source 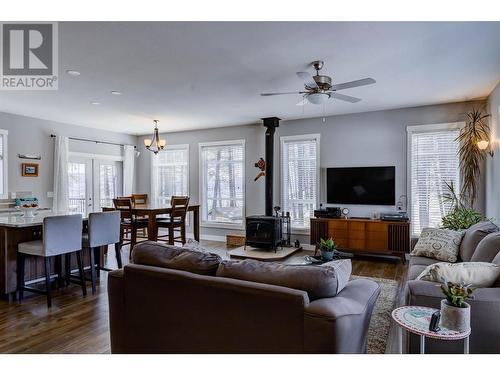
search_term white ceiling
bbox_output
[0,22,499,135]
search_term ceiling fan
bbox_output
[261,60,376,106]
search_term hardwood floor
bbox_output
[0,241,407,354]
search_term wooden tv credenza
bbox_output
[310,217,410,263]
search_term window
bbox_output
[151,144,189,205]
[200,140,245,228]
[281,134,320,230]
[408,123,462,236]
[0,130,7,198]
[68,161,87,214]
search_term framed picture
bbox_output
[22,163,39,177]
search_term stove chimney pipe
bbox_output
[262,117,280,217]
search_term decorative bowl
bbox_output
[16,205,39,218]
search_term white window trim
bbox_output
[150,143,190,204]
[0,129,8,199]
[280,133,321,234]
[199,139,246,230]
[406,122,464,237]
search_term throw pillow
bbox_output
[216,258,352,300]
[459,221,499,261]
[411,228,465,262]
[417,261,500,288]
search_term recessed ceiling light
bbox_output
[66,70,81,76]
[90,101,101,105]
[111,90,122,95]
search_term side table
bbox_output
[392,306,471,354]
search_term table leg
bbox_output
[398,325,403,354]
[193,206,200,242]
[420,335,425,354]
[464,337,469,354]
[148,214,157,241]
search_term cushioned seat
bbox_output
[407,264,427,281]
[18,240,44,256]
[408,255,441,268]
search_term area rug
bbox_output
[351,275,399,354]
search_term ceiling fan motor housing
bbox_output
[313,75,332,91]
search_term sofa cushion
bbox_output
[459,221,499,261]
[411,228,464,262]
[216,259,352,301]
[131,241,222,276]
[471,231,500,263]
[409,255,442,268]
[416,261,500,288]
[408,265,427,281]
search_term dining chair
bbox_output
[82,211,122,294]
[113,198,148,251]
[17,214,86,308]
[131,194,148,207]
[156,196,190,245]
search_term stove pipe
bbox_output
[262,117,280,216]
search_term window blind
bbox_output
[281,135,320,229]
[410,129,460,236]
[200,141,244,226]
[152,145,189,205]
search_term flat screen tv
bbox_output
[327,166,395,205]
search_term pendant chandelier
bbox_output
[143,120,165,154]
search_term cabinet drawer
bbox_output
[366,222,388,232]
[329,221,348,230]
[348,222,366,231]
[328,228,348,239]
[348,230,366,240]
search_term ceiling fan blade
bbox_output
[330,92,361,103]
[296,71,319,89]
[296,97,309,106]
[331,78,376,91]
[261,92,303,96]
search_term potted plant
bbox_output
[319,238,337,261]
[440,281,474,332]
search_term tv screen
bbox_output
[327,166,395,205]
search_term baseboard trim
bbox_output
[186,233,226,242]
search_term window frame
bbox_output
[406,122,464,237]
[198,139,246,230]
[280,133,321,233]
[0,129,8,199]
[151,143,190,206]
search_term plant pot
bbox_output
[440,299,471,332]
[320,249,334,261]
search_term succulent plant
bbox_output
[440,281,474,308]
[319,238,337,252]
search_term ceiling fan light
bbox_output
[307,93,328,105]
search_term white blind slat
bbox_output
[410,129,460,235]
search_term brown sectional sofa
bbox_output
[406,221,500,353]
[108,242,381,354]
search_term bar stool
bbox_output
[156,196,190,245]
[82,211,122,294]
[17,214,85,308]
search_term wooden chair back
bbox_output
[170,196,190,223]
[132,194,148,207]
[113,198,133,221]
[102,207,116,212]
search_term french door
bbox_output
[68,156,123,215]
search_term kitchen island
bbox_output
[0,210,101,300]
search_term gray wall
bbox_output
[136,99,486,241]
[486,82,500,220]
[0,111,137,208]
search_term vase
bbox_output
[440,299,471,332]
[320,249,334,261]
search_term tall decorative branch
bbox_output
[456,108,491,205]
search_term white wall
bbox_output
[137,99,486,241]
[486,82,500,220]
[0,111,138,208]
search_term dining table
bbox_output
[125,203,200,242]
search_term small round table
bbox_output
[391,306,471,354]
